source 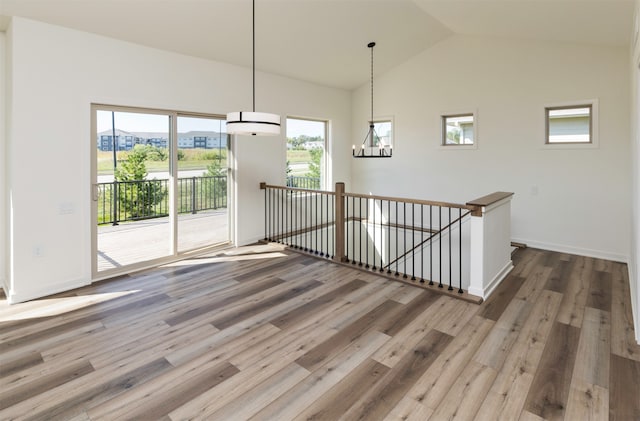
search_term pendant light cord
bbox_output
[370,43,374,124]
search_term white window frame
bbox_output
[543,99,599,149]
[440,110,478,150]
[285,116,330,190]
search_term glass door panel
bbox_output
[176,115,230,252]
[95,108,171,273]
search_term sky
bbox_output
[97,110,324,138]
[96,111,227,134]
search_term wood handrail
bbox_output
[344,191,476,212]
[260,182,335,196]
[466,192,514,207]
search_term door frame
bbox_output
[90,104,234,281]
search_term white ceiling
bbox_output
[0,0,634,89]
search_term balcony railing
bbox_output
[286,176,321,190]
[97,176,227,225]
[261,182,514,301]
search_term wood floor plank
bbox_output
[88,362,239,420]
[293,359,391,421]
[164,276,285,326]
[339,329,453,421]
[479,275,524,321]
[474,289,563,421]
[208,363,310,421]
[473,298,532,370]
[0,351,43,378]
[371,296,456,368]
[295,299,402,372]
[609,354,640,421]
[210,279,324,329]
[524,321,581,420]
[382,396,433,421]
[247,330,391,421]
[564,379,609,421]
[406,315,495,411]
[1,358,173,421]
[586,270,612,312]
[0,359,94,410]
[572,307,610,388]
[269,279,368,330]
[429,360,498,420]
[556,255,592,327]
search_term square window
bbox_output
[371,120,392,147]
[546,105,592,144]
[442,114,474,146]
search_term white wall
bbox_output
[4,17,351,303]
[0,31,5,292]
[352,35,630,263]
[630,0,640,344]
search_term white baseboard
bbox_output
[6,278,89,304]
[511,238,628,263]
[468,260,514,300]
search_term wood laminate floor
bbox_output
[1,244,639,420]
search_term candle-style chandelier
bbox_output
[353,42,392,158]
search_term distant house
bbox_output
[98,130,227,151]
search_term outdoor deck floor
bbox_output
[97,210,229,272]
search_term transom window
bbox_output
[545,105,592,144]
[442,114,475,146]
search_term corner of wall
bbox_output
[0,28,7,296]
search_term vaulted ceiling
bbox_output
[0,0,634,89]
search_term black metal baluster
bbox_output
[395,201,399,276]
[459,208,463,294]
[403,202,407,279]
[303,191,307,251]
[315,191,319,254]
[273,188,277,243]
[365,197,369,269]
[411,203,416,281]
[372,199,377,271]
[429,205,433,285]
[387,200,391,274]
[264,187,267,241]
[438,206,443,288]
[359,197,363,266]
[346,194,349,262]
[448,207,453,291]
[420,204,424,283]
[351,196,356,264]
[379,199,384,272]
[320,193,324,256]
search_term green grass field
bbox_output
[97,149,227,175]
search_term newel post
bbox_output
[467,192,515,300]
[334,182,346,263]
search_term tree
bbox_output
[205,160,227,209]
[114,144,166,219]
[307,149,322,183]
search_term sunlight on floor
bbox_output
[0,290,139,322]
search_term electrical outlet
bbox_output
[33,246,44,257]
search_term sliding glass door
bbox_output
[91,105,231,277]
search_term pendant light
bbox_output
[226,0,281,136]
[353,42,392,158]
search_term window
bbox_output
[286,117,328,190]
[371,120,393,147]
[442,114,475,146]
[546,105,592,144]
